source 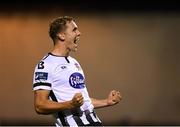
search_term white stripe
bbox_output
[33,85,51,91]
[96,115,101,123]
[93,113,101,122]
[55,118,63,127]
[66,115,78,127]
[80,112,90,125]
[90,113,98,122]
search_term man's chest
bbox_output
[52,62,85,89]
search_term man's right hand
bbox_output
[71,93,84,107]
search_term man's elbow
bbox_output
[34,103,49,115]
[34,104,44,114]
[35,106,43,114]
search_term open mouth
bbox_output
[74,37,79,44]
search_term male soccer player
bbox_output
[33,16,122,126]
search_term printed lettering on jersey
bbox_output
[69,72,85,89]
[35,72,48,81]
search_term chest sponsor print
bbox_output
[69,72,85,89]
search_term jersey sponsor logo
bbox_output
[69,72,85,89]
[35,72,48,81]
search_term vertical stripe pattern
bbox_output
[49,90,69,126]
[49,90,102,126]
[69,110,102,126]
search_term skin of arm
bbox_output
[91,90,122,109]
[34,89,122,114]
[34,90,83,114]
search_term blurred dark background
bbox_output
[0,1,180,126]
[0,1,180,13]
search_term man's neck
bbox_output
[51,43,70,57]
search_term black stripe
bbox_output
[92,112,103,126]
[85,111,102,126]
[93,112,97,118]
[85,122,102,126]
[33,82,51,88]
[85,112,95,125]
[73,115,85,126]
[65,57,70,63]
[49,90,69,126]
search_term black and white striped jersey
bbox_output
[33,53,101,126]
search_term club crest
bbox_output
[74,63,81,70]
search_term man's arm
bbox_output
[91,90,122,109]
[34,90,83,114]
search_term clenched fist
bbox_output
[107,90,122,106]
[71,93,84,107]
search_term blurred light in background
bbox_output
[0,1,180,126]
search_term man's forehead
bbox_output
[67,21,78,28]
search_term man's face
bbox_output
[63,21,81,52]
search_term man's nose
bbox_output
[77,30,81,36]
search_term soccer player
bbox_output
[33,16,122,127]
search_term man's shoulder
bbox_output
[35,53,55,70]
[69,56,79,63]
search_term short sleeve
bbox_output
[32,60,53,91]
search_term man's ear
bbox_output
[57,33,65,41]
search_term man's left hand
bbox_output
[107,90,122,106]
